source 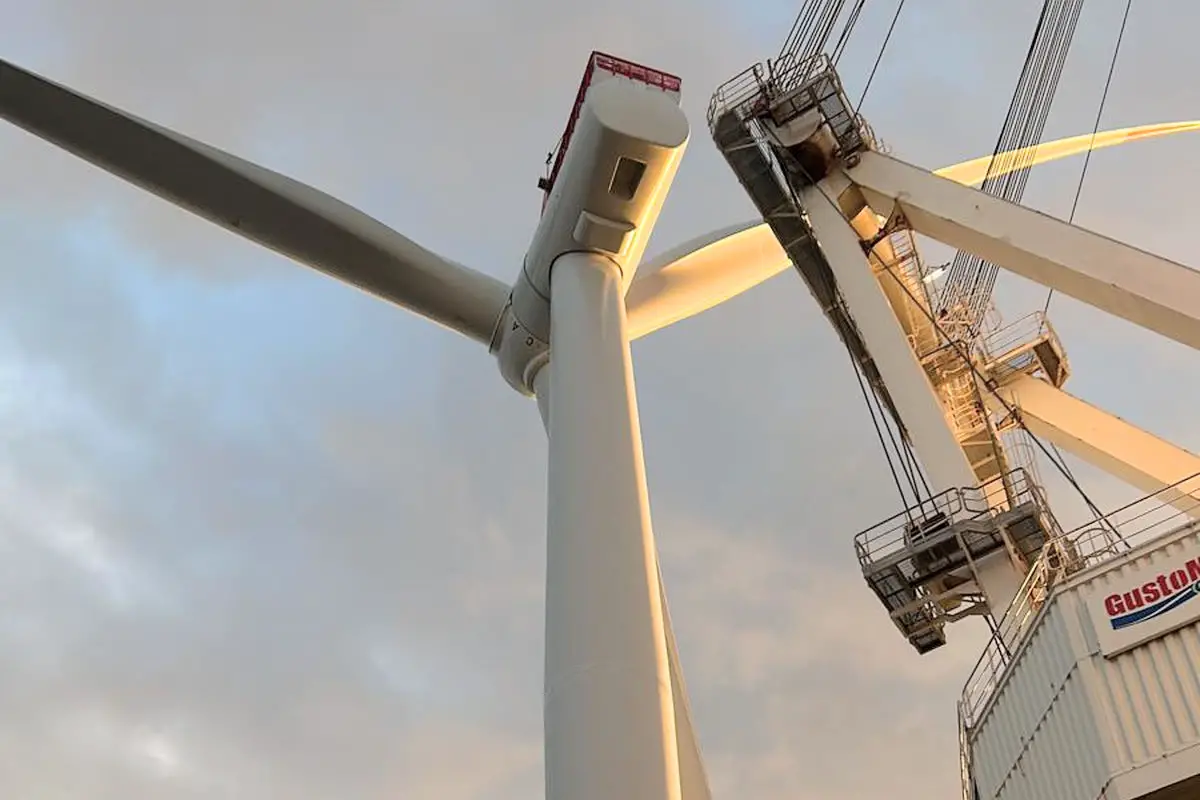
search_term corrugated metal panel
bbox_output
[1076,529,1200,781]
[969,523,1200,800]
[1098,623,1200,776]
[970,603,1109,800]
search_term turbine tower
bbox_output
[2,27,1200,800]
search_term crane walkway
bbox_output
[706,61,900,427]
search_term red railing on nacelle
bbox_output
[538,51,682,213]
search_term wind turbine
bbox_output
[1,53,1195,800]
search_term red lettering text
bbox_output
[1123,587,1145,611]
[1143,581,1162,603]
[1104,555,1200,619]
[1171,570,1189,591]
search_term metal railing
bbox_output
[959,703,975,800]
[959,472,1200,731]
[854,468,1043,567]
[708,55,877,156]
[770,52,840,101]
[707,63,772,128]
[940,364,988,441]
[886,229,936,305]
[976,311,1066,385]
[997,427,1044,497]
[881,228,943,360]
[977,311,1052,361]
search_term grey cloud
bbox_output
[1,1,1199,798]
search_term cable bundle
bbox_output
[775,0,867,84]
[937,0,1086,334]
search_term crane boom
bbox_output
[705,4,1200,654]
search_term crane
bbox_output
[704,0,1200,653]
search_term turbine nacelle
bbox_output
[493,78,689,395]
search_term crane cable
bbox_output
[942,0,1075,318]
[847,330,930,509]
[843,0,931,512]
[777,0,852,80]
[856,0,907,114]
[1037,0,1133,531]
[801,177,1122,542]
[770,1,1135,536]
[831,0,868,65]
[1042,0,1134,318]
[836,0,932,509]
[940,0,1086,330]
[758,116,933,511]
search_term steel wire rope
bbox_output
[804,0,846,63]
[801,173,1126,545]
[777,0,846,82]
[1043,0,1133,318]
[941,0,1086,329]
[831,0,868,65]
[780,0,823,69]
[1037,0,1134,525]
[855,0,907,114]
[941,2,1056,307]
[974,1,1080,314]
[943,1,1058,302]
[756,118,933,512]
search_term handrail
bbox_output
[854,468,1041,567]
[959,471,1200,731]
[708,57,877,157]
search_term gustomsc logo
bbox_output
[1103,557,1200,631]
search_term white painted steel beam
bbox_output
[988,374,1200,518]
[847,208,941,358]
[847,151,1200,352]
[544,251,681,800]
[802,178,977,494]
[625,122,1200,340]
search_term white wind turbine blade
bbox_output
[0,59,509,344]
[625,221,788,340]
[626,121,1200,340]
[933,120,1200,187]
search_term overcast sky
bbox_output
[1,1,1198,798]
